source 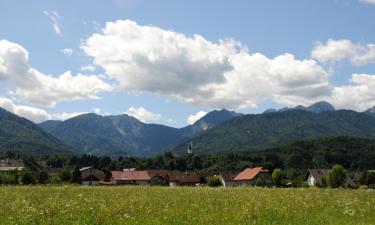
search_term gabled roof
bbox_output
[305,169,329,186]
[111,170,152,181]
[168,171,200,183]
[306,169,359,187]
[234,167,269,181]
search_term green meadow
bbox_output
[0,186,374,225]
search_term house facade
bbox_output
[218,173,237,187]
[80,167,106,186]
[305,169,358,188]
[234,167,271,186]
[168,171,200,187]
[0,159,24,173]
[110,170,169,185]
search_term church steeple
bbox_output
[187,142,193,154]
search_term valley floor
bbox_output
[0,186,374,225]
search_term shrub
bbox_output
[18,170,36,185]
[272,169,282,187]
[0,173,18,185]
[207,176,222,187]
[326,164,346,188]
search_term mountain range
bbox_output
[2,101,375,157]
[38,109,240,157]
[0,107,72,155]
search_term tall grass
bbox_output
[0,186,374,225]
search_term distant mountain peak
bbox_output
[307,101,335,113]
[194,109,241,125]
[264,101,335,114]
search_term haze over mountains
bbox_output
[2,101,375,157]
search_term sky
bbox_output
[0,0,375,127]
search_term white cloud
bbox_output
[330,74,375,111]
[0,97,51,123]
[311,39,375,65]
[43,10,62,35]
[359,0,375,5]
[52,111,87,121]
[81,65,96,72]
[126,106,162,122]
[187,111,207,125]
[83,20,331,109]
[0,39,112,107]
[61,48,73,56]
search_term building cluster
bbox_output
[80,166,271,187]
[0,159,369,188]
[0,159,25,172]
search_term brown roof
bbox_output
[80,167,106,181]
[168,171,200,184]
[111,170,151,181]
[220,173,237,181]
[234,167,268,181]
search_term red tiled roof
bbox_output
[234,167,267,181]
[111,171,151,181]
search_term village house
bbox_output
[0,159,24,173]
[110,170,200,186]
[197,171,216,184]
[110,170,169,185]
[168,171,200,187]
[217,173,238,187]
[80,166,106,186]
[305,169,358,188]
[305,169,328,187]
[234,167,271,186]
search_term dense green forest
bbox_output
[0,108,73,155]
[172,110,375,154]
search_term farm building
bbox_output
[168,171,200,186]
[197,171,216,184]
[305,169,358,188]
[218,173,238,187]
[110,170,169,185]
[80,167,106,186]
[305,169,329,187]
[0,159,24,172]
[234,167,271,186]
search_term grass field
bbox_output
[0,186,374,225]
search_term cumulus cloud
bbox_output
[61,48,73,56]
[43,10,62,35]
[126,106,162,122]
[83,20,331,109]
[331,74,375,111]
[0,39,112,106]
[311,39,375,65]
[187,111,207,125]
[0,97,51,123]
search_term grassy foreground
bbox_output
[0,186,374,225]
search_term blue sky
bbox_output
[0,0,375,127]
